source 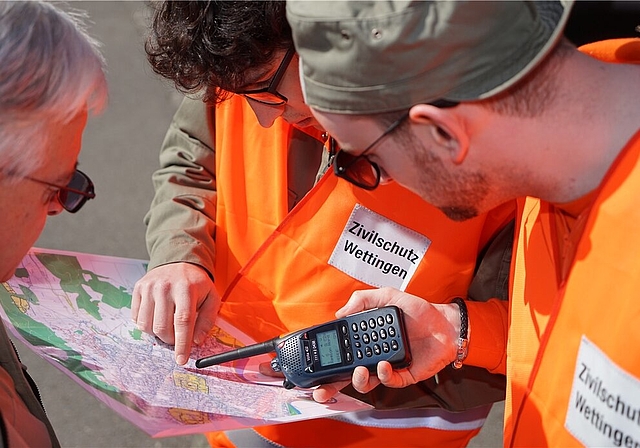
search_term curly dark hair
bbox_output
[145,1,291,103]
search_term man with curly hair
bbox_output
[133,1,514,446]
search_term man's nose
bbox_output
[47,198,65,216]
[246,99,284,128]
[379,166,395,186]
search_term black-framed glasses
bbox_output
[333,112,410,190]
[27,169,95,213]
[236,46,295,106]
[333,100,459,190]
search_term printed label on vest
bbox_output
[328,204,431,290]
[565,336,640,446]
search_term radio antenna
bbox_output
[195,337,278,368]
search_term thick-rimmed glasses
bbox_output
[237,46,295,106]
[26,169,95,213]
[333,112,409,190]
[333,100,459,190]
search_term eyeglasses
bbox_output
[237,46,295,106]
[333,100,460,190]
[333,112,410,190]
[26,169,96,213]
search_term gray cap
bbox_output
[287,0,573,114]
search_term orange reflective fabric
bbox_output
[505,39,640,446]
[579,38,640,63]
[507,132,640,447]
[218,175,509,447]
[205,419,478,448]
[212,95,512,447]
[252,418,477,448]
[504,198,562,445]
[219,170,509,340]
[206,431,234,448]
[213,95,325,292]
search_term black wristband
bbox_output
[451,297,469,369]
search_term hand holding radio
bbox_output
[196,305,412,390]
[314,287,463,399]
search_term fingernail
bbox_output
[193,331,206,345]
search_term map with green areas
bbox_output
[0,248,370,438]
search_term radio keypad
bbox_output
[276,307,408,390]
[349,311,402,362]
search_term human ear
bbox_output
[408,104,469,165]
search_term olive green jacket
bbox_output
[144,97,325,276]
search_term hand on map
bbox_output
[132,262,222,365]
[312,287,461,403]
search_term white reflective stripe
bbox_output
[225,429,285,448]
[225,407,493,447]
[330,405,492,431]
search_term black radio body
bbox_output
[196,306,412,389]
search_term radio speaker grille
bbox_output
[279,338,304,374]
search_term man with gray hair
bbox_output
[288,0,640,445]
[0,2,107,446]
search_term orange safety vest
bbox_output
[505,39,640,446]
[211,95,512,447]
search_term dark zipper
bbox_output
[10,339,46,411]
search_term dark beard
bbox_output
[407,133,487,222]
[440,205,479,221]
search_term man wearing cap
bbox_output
[136,1,519,446]
[288,0,640,445]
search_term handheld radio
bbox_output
[196,306,412,389]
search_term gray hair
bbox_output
[0,1,108,177]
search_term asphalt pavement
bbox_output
[10,2,507,447]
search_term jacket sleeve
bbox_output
[464,218,515,375]
[465,299,508,374]
[144,96,218,276]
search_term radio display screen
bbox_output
[316,329,342,367]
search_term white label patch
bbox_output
[565,336,640,446]
[328,204,431,290]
